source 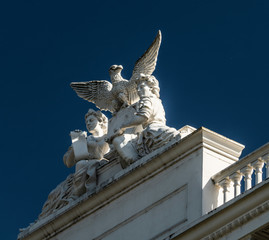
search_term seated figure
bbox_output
[63,109,109,196]
[39,109,109,219]
[112,74,180,166]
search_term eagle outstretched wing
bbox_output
[70,80,118,112]
[126,30,162,105]
[130,30,162,82]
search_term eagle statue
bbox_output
[70,30,162,113]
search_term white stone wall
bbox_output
[19,127,246,240]
[49,128,243,240]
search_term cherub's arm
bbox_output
[114,115,147,135]
[114,97,152,135]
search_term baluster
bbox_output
[241,164,254,191]
[262,154,269,178]
[253,158,264,184]
[219,177,231,203]
[230,171,242,197]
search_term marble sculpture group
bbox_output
[38,30,181,219]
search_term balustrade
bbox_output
[212,143,269,204]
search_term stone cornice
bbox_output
[172,179,269,240]
[203,200,269,240]
[201,127,245,160]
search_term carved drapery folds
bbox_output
[39,160,100,219]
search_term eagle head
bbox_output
[109,65,124,83]
[109,65,123,74]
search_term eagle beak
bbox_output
[117,65,123,70]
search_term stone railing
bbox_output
[212,143,269,204]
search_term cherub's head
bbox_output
[85,109,108,135]
[136,74,160,98]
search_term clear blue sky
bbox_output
[1,0,269,239]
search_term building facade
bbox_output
[18,126,269,240]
